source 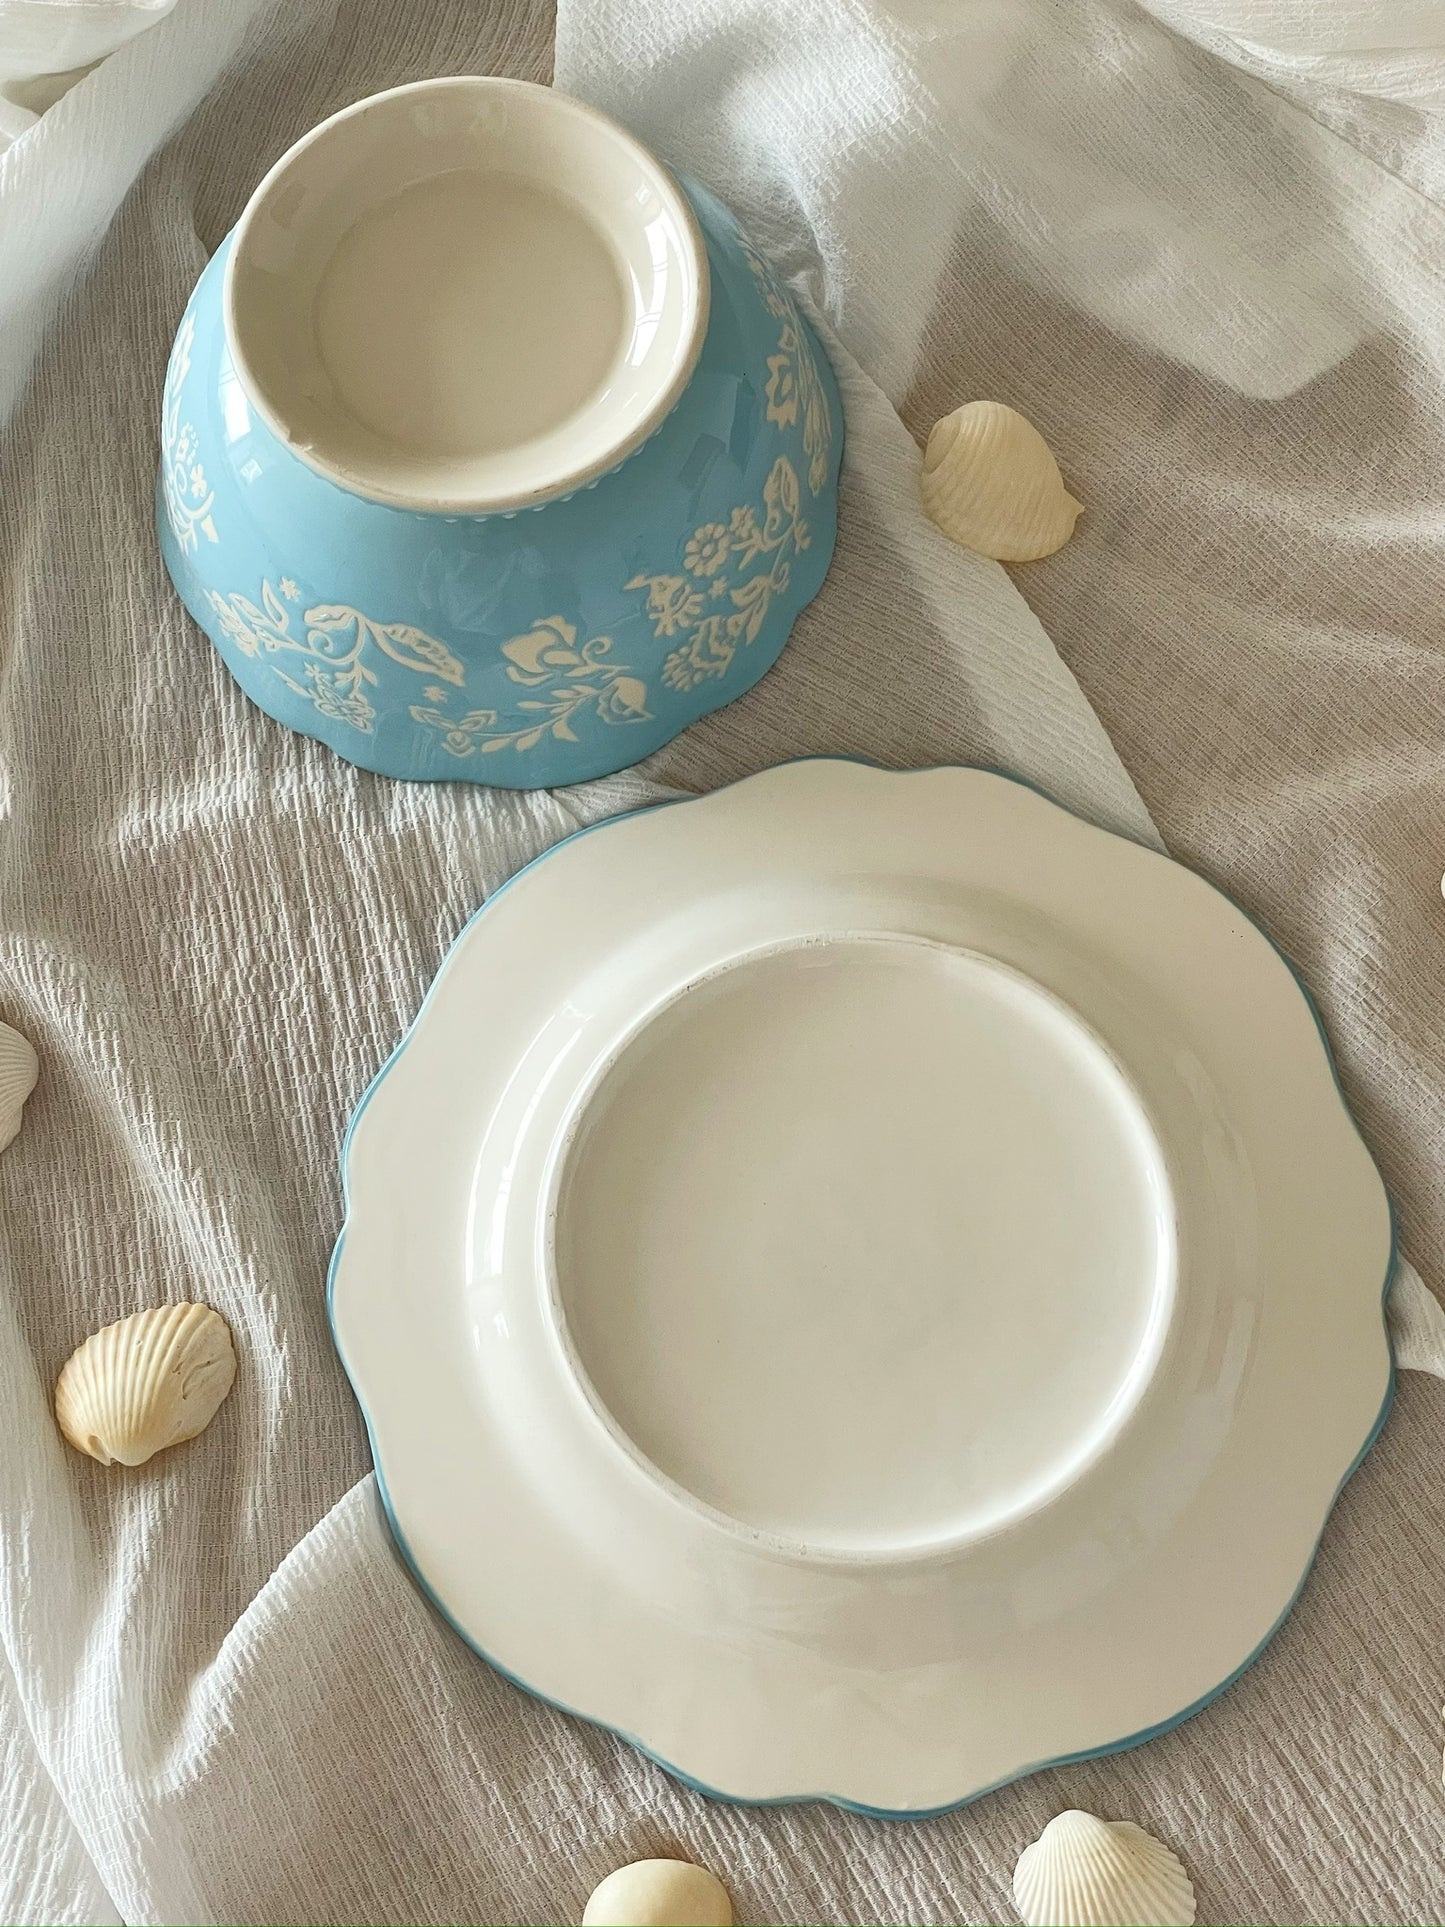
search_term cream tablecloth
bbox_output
[2,0,1444,1920]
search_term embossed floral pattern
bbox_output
[181,226,830,760]
[409,455,807,750]
[410,616,651,756]
[683,525,731,576]
[659,617,736,693]
[161,315,218,555]
[629,455,809,694]
[740,241,833,496]
[631,575,704,638]
[765,355,798,426]
[206,581,464,735]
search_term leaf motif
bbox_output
[303,605,357,634]
[262,580,290,630]
[403,611,649,757]
[375,622,466,686]
[502,622,581,683]
[762,456,800,540]
[599,675,651,723]
[764,353,799,430]
[231,594,271,630]
[727,575,775,644]
[730,575,772,610]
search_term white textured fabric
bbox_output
[0,0,177,147]
[1,0,1444,1921]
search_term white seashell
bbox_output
[921,400,1082,561]
[1013,1810,1195,1927]
[0,1021,38,1152]
[583,1858,732,1926]
[54,1303,236,1466]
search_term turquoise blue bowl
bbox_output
[156,176,843,788]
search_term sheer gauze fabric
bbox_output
[1,0,1443,1921]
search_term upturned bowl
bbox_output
[156,77,843,787]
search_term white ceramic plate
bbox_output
[329,760,1393,1815]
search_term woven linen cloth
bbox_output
[2,0,1444,1920]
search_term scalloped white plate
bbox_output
[329,760,1393,1815]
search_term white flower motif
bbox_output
[661,612,743,692]
[742,242,834,495]
[411,618,651,755]
[206,591,264,659]
[206,582,461,736]
[160,312,219,553]
[205,433,811,760]
[296,663,376,732]
[683,524,731,577]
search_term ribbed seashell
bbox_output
[920,400,1082,561]
[1013,1811,1196,1926]
[0,1021,38,1152]
[54,1304,236,1466]
[583,1858,732,1926]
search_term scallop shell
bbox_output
[583,1858,732,1926]
[920,400,1082,561]
[54,1303,236,1466]
[1013,1811,1196,1927]
[0,1021,38,1152]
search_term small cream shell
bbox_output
[921,400,1082,561]
[1013,1810,1195,1927]
[54,1303,236,1466]
[583,1858,733,1926]
[0,1020,38,1152]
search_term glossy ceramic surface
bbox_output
[157,83,841,788]
[328,760,1394,1814]
[226,80,707,513]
